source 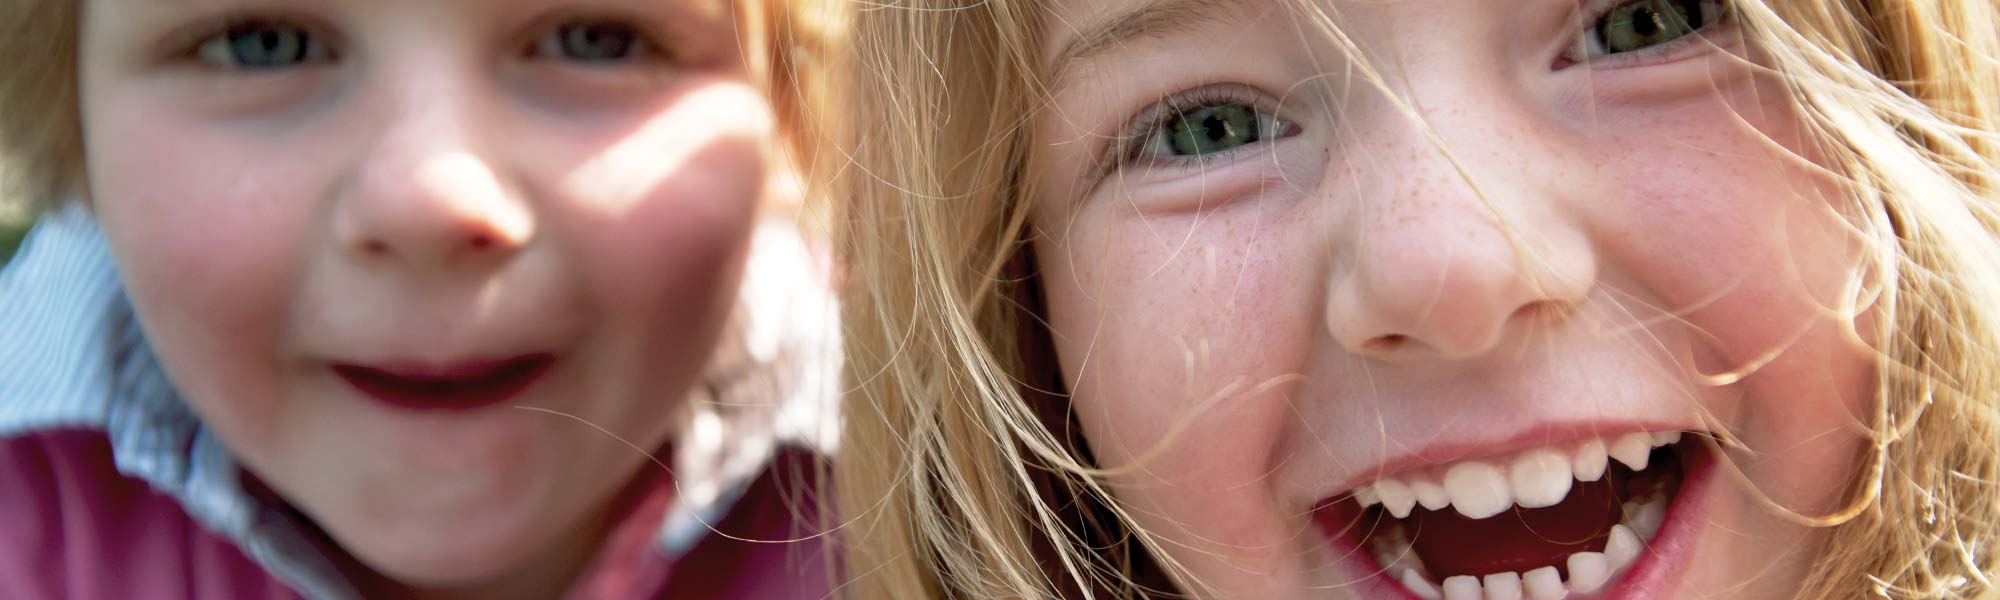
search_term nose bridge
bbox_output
[1325,98,1597,361]
[333,53,533,269]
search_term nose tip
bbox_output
[1326,223,1596,362]
[338,151,534,268]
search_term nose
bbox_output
[1323,121,1597,362]
[332,70,533,271]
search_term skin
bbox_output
[1030,0,1876,597]
[78,1,770,598]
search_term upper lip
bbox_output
[1315,420,1701,504]
[334,356,547,380]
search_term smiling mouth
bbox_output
[332,354,555,411]
[1315,431,1702,599]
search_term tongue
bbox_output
[1406,468,1629,579]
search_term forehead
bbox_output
[86,0,734,22]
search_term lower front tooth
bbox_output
[1483,571,1524,600]
[1523,566,1567,600]
[1401,568,1443,599]
[1442,575,1482,600]
[1604,524,1643,572]
[1627,496,1666,538]
[1565,551,1610,594]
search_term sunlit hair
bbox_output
[0,0,845,217]
[831,0,2000,597]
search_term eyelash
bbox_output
[1104,85,1292,174]
[168,14,675,71]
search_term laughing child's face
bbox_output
[1029,0,1876,597]
[79,0,771,594]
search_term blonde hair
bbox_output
[0,0,844,217]
[832,0,2000,598]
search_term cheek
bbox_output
[1038,202,1319,515]
[558,122,767,377]
[1592,80,1873,510]
[85,100,317,437]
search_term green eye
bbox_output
[1142,103,1285,158]
[196,21,329,69]
[1576,0,1723,60]
[534,21,657,64]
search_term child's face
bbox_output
[1031,0,1873,598]
[79,0,769,591]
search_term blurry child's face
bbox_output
[79,0,770,593]
[1031,0,1874,598]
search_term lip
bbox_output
[1314,430,1716,599]
[332,354,556,411]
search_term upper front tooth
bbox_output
[1443,460,1512,519]
[1609,432,1653,470]
[1509,448,1573,508]
[1572,439,1608,482]
[1651,430,1683,446]
[1355,486,1381,508]
[1375,478,1418,518]
[1411,479,1451,511]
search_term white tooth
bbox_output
[1605,524,1643,573]
[1627,496,1666,538]
[1523,566,1568,600]
[1412,478,1451,511]
[1571,439,1608,482]
[1609,432,1653,471]
[1401,568,1443,599]
[1509,448,1574,509]
[1443,575,1483,600]
[1443,460,1513,519]
[1564,551,1610,594]
[1376,478,1418,518]
[1650,431,1682,447]
[1375,525,1420,573]
[1356,486,1381,508]
[1482,571,1524,600]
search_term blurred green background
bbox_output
[1,212,28,267]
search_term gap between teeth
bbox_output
[1383,494,1668,600]
[1353,430,1682,520]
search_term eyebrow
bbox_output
[1046,0,1251,87]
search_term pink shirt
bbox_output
[0,429,832,599]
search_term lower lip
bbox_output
[332,355,555,411]
[1318,440,1716,599]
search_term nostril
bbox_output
[361,239,390,256]
[1363,334,1408,354]
[468,234,493,251]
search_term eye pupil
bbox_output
[224,24,311,67]
[1168,104,1263,157]
[560,23,638,61]
[1595,0,1711,56]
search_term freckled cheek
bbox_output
[1047,217,1309,484]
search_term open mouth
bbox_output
[1315,430,1706,599]
[332,354,555,411]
